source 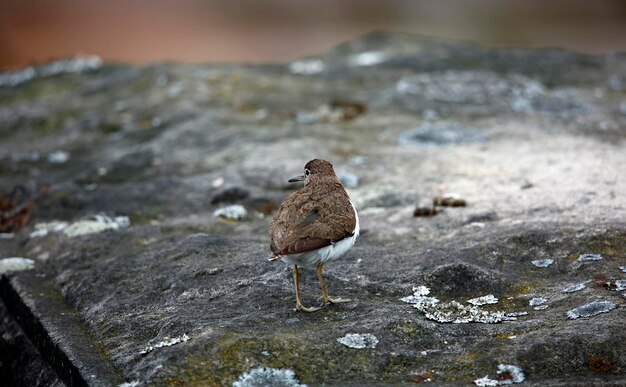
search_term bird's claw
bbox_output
[295,303,321,313]
[318,296,352,306]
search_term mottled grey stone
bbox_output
[424,262,505,296]
[0,32,625,386]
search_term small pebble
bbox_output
[520,181,534,189]
[414,206,438,217]
[212,177,225,188]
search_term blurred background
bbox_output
[1,0,626,71]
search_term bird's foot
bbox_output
[318,296,352,306]
[295,302,321,313]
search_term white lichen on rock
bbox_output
[529,297,547,307]
[567,300,616,319]
[412,285,431,296]
[118,382,140,387]
[577,253,603,262]
[30,215,130,238]
[29,221,69,238]
[0,257,35,274]
[530,296,549,310]
[140,334,190,355]
[531,258,554,267]
[620,266,626,273]
[400,286,440,307]
[213,205,247,221]
[402,295,440,307]
[610,280,626,291]
[467,294,498,306]
[337,333,379,349]
[505,311,528,318]
[562,281,589,293]
[403,287,509,323]
[233,367,306,387]
[417,300,507,324]
[475,364,525,386]
[496,364,525,384]
[474,376,498,386]
[63,215,130,237]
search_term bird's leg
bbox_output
[317,263,351,306]
[293,265,320,312]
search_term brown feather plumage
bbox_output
[270,160,356,257]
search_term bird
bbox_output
[269,159,360,312]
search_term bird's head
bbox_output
[288,159,337,187]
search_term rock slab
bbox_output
[0,32,625,385]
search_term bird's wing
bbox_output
[274,236,333,255]
[270,188,355,256]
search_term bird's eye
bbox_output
[305,169,311,176]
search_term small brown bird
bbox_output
[269,159,360,312]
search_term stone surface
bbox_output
[0,272,122,386]
[0,32,625,385]
[0,299,65,387]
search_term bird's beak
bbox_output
[288,175,305,183]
